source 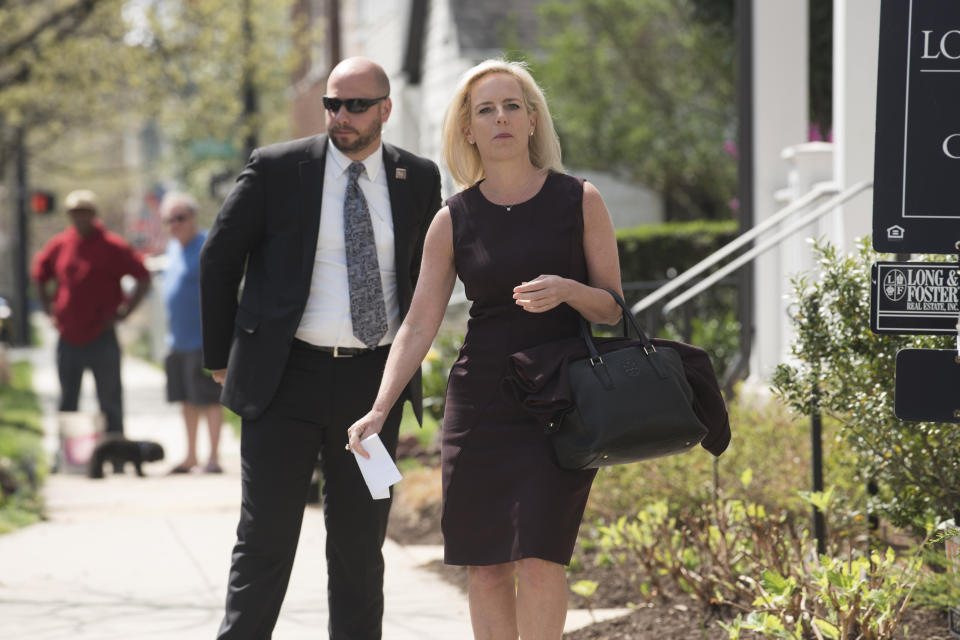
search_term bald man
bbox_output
[201,58,441,638]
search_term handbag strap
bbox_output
[602,288,655,348]
[577,288,667,380]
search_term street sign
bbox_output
[895,349,960,422]
[188,138,237,159]
[873,0,960,254]
[871,261,959,334]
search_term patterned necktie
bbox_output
[344,161,388,349]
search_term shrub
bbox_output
[772,240,960,529]
[659,308,741,381]
[583,394,858,525]
[910,532,960,610]
[616,219,738,282]
[617,220,741,377]
[592,492,927,640]
[0,361,46,534]
[421,332,463,427]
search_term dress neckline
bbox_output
[475,172,553,212]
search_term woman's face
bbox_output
[463,73,536,162]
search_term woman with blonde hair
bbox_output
[348,59,623,639]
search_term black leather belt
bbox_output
[292,338,382,358]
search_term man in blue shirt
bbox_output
[161,192,224,473]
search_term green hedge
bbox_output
[616,219,738,282]
[614,220,741,378]
[0,361,46,534]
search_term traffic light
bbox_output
[30,190,55,214]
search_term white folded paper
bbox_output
[351,433,403,500]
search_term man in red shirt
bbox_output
[32,189,151,436]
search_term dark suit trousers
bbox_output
[56,327,124,435]
[217,342,403,640]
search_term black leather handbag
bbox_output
[547,289,708,470]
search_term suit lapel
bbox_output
[383,143,413,310]
[298,134,327,286]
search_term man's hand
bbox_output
[211,369,227,385]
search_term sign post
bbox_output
[874,12,960,619]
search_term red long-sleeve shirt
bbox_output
[31,221,150,345]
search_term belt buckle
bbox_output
[332,346,352,358]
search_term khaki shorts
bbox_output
[165,349,222,406]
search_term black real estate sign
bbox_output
[895,349,960,422]
[871,261,959,334]
[874,0,960,254]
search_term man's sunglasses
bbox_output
[322,95,388,114]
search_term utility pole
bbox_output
[13,126,31,346]
[328,0,341,70]
[241,0,259,160]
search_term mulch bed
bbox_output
[559,603,950,640]
[386,458,955,639]
[562,550,953,639]
[386,496,443,545]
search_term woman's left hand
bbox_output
[513,275,570,313]
[346,409,388,459]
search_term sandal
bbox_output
[168,464,195,475]
[204,462,223,474]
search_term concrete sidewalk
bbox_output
[0,320,628,638]
[0,329,473,639]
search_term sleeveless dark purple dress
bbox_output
[441,172,597,566]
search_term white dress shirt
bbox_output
[295,141,399,348]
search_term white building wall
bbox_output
[341,0,409,74]
[572,169,663,228]
[750,0,809,381]
[776,142,834,368]
[418,0,472,199]
[832,0,880,249]
[340,0,418,152]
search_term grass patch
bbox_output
[583,388,856,524]
[0,360,46,534]
[223,407,241,438]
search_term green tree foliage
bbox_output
[0,1,138,152]
[129,0,320,169]
[772,241,960,528]
[0,0,321,189]
[531,0,737,221]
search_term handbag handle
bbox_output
[577,288,666,381]
[605,288,656,347]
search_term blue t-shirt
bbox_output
[164,231,207,352]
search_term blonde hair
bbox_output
[442,59,563,190]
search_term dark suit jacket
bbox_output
[199,134,442,421]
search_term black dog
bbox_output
[88,437,165,479]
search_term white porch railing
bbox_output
[630,179,873,318]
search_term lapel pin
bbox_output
[395,167,407,180]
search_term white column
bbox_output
[778,142,834,367]
[832,0,880,250]
[751,0,810,381]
